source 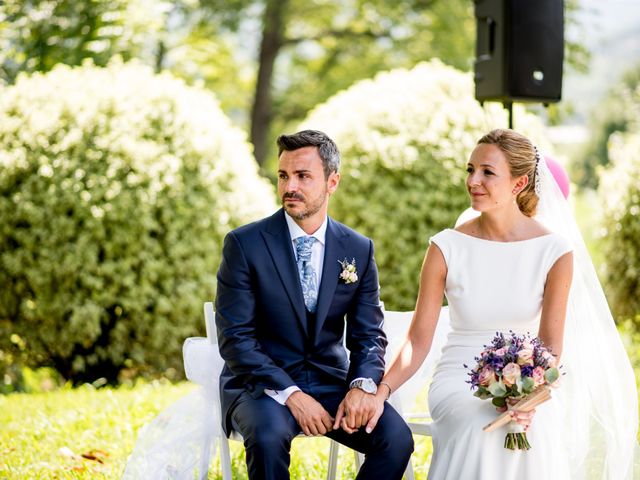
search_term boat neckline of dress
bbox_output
[446,228,555,244]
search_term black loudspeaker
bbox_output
[474,0,564,103]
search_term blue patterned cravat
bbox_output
[295,236,318,313]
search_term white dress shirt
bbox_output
[264,213,327,405]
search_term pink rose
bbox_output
[502,362,521,386]
[494,347,507,357]
[542,350,558,368]
[532,366,546,387]
[517,346,534,366]
[478,366,498,387]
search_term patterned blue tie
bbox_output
[295,236,318,313]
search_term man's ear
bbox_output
[327,172,340,195]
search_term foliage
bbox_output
[183,0,478,166]
[0,0,592,170]
[571,63,640,189]
[302,60,550,310]
[0,0,164,84]
[0,61,276,386]
[598,132,640,322]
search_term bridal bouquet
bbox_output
[466,331,560,450]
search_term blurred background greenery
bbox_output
[0,0,639,477]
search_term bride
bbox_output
[369,128,638,479]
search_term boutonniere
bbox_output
[338,258,358,284]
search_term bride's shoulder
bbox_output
[452,218,480,237]
[528,218,551,234]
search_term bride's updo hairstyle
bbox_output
[477,128,539,217]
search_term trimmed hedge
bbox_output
[0,61,276,386]
[302,60,550,310]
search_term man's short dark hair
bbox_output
[276,129,340,178]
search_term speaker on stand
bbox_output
[474,0,564,128]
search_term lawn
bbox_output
[0,380,433,479]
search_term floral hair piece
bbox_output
[533,146,542,197]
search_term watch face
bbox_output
[351,378,377,394]
[361,378,377,394]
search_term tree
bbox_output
[571,64,640,189]
[229,0,476,167]
[0,0,162,83]
[0,0,589,170]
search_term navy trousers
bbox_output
[230,382,414,480]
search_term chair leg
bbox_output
[404,459,415,480]
[353,450,364,471]
[199,436,213,480]
[220,435,233,480]
[326,439,339,480]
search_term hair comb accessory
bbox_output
[533,146,542,196]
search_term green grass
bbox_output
[0,381,192,479]
[0,380,433,479]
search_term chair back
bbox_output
[204,301,217,345]
[382,307,450,412]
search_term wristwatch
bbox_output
[349,378,377,394]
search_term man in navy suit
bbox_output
[215,130,413,479]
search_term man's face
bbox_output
[277,146,339,222]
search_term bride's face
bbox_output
[466,144,520,212]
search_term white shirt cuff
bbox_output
[264,385,301,405]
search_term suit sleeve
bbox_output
[215,231,295,398]
[345,239,387,383]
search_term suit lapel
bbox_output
[314,217,348,338]
[262,210,308,336]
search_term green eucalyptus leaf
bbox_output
[488,380,507,397]
[545,367,560,384]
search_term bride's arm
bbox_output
[375,243,447,402]
[501,251,573,429]
[538,251,574,361]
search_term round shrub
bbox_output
[599,132,640,322]
[301,59,550,310]
[0,61,276,385]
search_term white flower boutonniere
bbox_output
[338,258,358,284]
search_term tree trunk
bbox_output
[250,0,288,167]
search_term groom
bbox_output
[215,130,413,479]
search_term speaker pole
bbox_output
[504,101,513,129]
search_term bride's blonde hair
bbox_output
[477,129,539,217]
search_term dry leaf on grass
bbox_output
[81,449,110,463]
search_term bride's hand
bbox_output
[497,398,536,431]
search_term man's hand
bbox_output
[333,388,384,434]
[285,391,334,436]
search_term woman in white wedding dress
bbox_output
[372,129,638,479]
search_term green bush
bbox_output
[0,61,276,387]
[571,64,640,189]
[599,132,640,322]
[302,60,550,310]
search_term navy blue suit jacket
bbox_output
[215,209,386,435]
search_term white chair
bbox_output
[183,303,448,479]
[339,307,451,480]
[183,302,347,480]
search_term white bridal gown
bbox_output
[427,228,573,480]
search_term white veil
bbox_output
[457,155,639,478]
[534,155,639,479]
